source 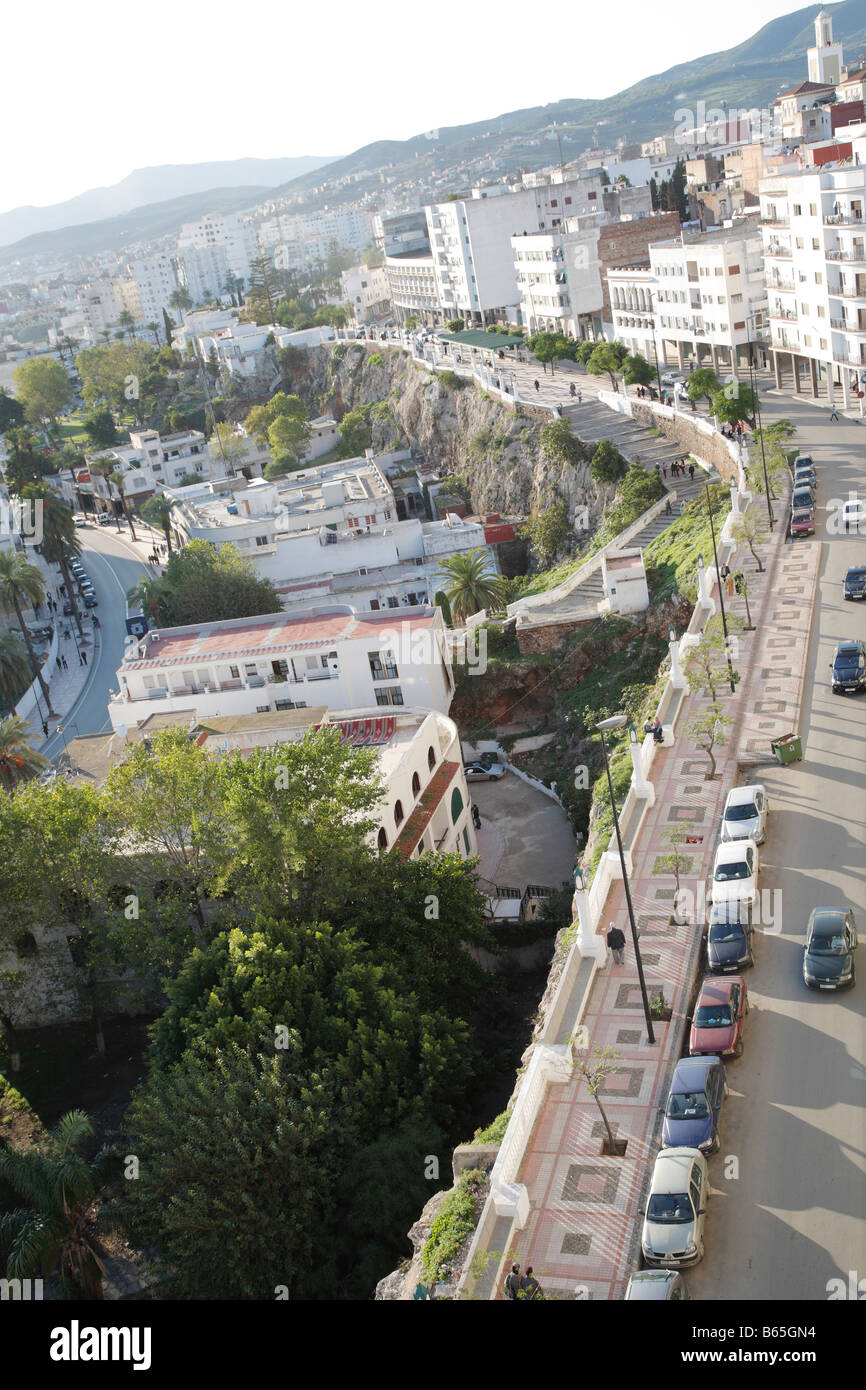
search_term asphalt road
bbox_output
[43,523,150,760]
[687,393,866,1301]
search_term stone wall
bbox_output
[630,403,739,483]
[515,612,595,655]
[597,213,681,323]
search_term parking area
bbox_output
[469,769,576,893]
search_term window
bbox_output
[715,267,723,277]
[370,599,380,610]
[796,237,804,249]
[386,596,399,608]
[550,199,558,208]
[810,203,817,216]
[411,771,421,796]
[428,745,436,771]
[365,514,375,525]
[588,191,597,200]
[377,827,388,850]
[793,204,801,216]
[347,516,360,528]
[229,665,239,678]
[817,306,826,318]
[244,663,257,676]
[450,786,464,824]
[801,303,809,315]
[820,338,828,349]
[729,264,740,275]
[375,686,404,706]
[394,800,404,828]
[804,334,812,347]
[731,293,743,303]
[255,535,268,547]
[369,650,398,681]
[565,196,572,205]
[384,509,392,519]
[815,272,823,284]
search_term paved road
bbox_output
[43,524,150,759]
[688,394,866,1301]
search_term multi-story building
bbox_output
[760,145,866,403]
[608,215,768,373]
[122,255,179,323]
[107,604,456,731]
[340,264,391,324]
[78,280,120,339]
[383,251,439,326]
[374,209,431,258]
[85,427,249,510]
[177,212,257,285]
[176,244,232,306]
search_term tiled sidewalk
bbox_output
[496,513,822,1299]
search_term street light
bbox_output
[595,715,655,1045]
[745,313,775,529]
[703,483,737,694]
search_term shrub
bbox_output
[421,1168,486,1285]
[446,319,465,334]
[435,370,464,390]
[471,1111,510,1144]
[367,353,384,367]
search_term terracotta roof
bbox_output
[776,81,835,98]
[390,759,460,861]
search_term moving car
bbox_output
[803,908,858,990]
[661,1055,726,1154]
[791,508,815,537]
[711,840,759,908]
[843,566,866,600]
[72,513,87,528]
[640,1148,709,1268]
[706,902,754,973]
[689,976,748,1057]
[830,639,866,693]
[720,784,768,844]
[842,499,866,533]
[464,761,505,781]
[624,1270,688,1301]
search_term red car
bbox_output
[688,977,748,1058]
[790,508,815,537]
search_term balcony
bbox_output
[767,278,795,292]
[760,215,790,226]
[823,213,866,226]
[766,244,793,259]
[769,308,798,321]
[829,284,866,300]
[826,249,866,262]
[831,318,866,333]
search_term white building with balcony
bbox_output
[108,604,455,732]
[512,226,603,338]
[85,427,250,510]
[760,149,866,403]
[341,264,391,324]
[177,212,257,284]
[383,252,439,326]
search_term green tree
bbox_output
[108,470,137,541]
[117,309,135,341]
[684,615,740,701]
[541,417,585,467]
[26,484,85,637]
[574,340,596,365]
[3,428,48,493]
[13,357,72,428]
[0,387,24,434]
[82,409,118,447]
[168,288,192,320]
[150,538,281,627]
[0,715,47,793]
[712,378,757,428]
[0,632,31,711]
[522,500,571,568]
[0,552,49,706]
[337,405,373,458]
[140,494,176,554]
[731,510,767,573]
[267,409,311,473]
[0,1110,115,1298]
[667,158,689,219]
[686,367,720,409]
[621,353,655,390]
[446,318,465,333]
[590,438,626,484]
[685,702,733,780]
[244,392,308,449]
[531,332,571,374]
[436,549,506,622]
[126,575,163,625]
[587,341,628,391]
[209,421,251,475]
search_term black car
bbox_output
[83,594,98,608]
[62,600,75,617]
[843,566,866,600]
[706,902,754,973]
[803,908,858,990]
[792,485,816,511]
[830,639,866,693]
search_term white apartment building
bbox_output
[86,427,250,509]
[122,256,179,323]
[78,280,121,339]
[176,244,232,306]
[177,212,257,284]
[760,146,866,402]
[259,205,374,269]
[512,226,602,338]
[383,253,439,325]
[107,604,456,731]
[171,307,238,353]
[341,264,391,324]
[608,217,767,373]
[374,208,431,258]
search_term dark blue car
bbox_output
[661,1056,726,1155]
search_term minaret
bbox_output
[807,9,843,86]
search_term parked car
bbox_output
[72,513,87,528]
[792,485,816,512]
[640,1148,709,1268]
[464,761,505,781]
[624,1270,688,1301]
[711,840,759,908]
[706,902,755,973]
[843,566,866,600]
[97,512,113,526]
[689,976,748,1057]
[720,784,768,844]
[791,508,815,537]
[62,600,75,616]
[661,1055,726,1154]
[83,594,98,608]
[802,907,858,990]
[661,372,687,387]
[793,469,817,491]
[793,455,813,469]
[830,639,866,693]
[842,499,866,533]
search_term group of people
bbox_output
[569,383,583,402]
[503,1263,543,1300]
[663,460,695,481]
[719,563,745,599]
[720,422,745,441]
[643,715,664,745]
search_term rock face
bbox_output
[287,345,615,524]
[374,1188,450,1301]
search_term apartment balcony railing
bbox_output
[769,308,798,321]
[767,278,796,291]
[823,213,866,226]
[826,249,866,262]
[766,244,793,258]
[829,285,866,300]
[831,317,866,333]
[760,215,790,226]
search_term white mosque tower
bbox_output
[807,9,843,86]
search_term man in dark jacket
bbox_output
[504,1263,522,1300]
[606,923,626,964]
[520,1267,542,1300]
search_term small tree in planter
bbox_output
[572,1043,624,1155]
[650,989,672,1022]
[659,821,696,922]
[685,703,733,780]
[731,511,766,574]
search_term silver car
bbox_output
[624,1270,688,1301]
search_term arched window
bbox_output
[411,771,421,796]
[427,745,436,771]
[394,800,404,828]
[450,785,464,824]
[377,827,388,850]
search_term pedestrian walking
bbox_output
[79,649,88,666]
[59,654,67,671]
[472,804,481,830]
[64,628,71,641]
[533,379,540,394]
[734,571,745,596]
[688,463,695,481]
[665,497,672,516]
[577,389,582,403]
[662,464,667,479]
[725,572,734,598]
[520,1268,542,1300]
[829,404,840,421]
[606,923,626,965]
[504,1264,522,1301]
[570,382,576,398]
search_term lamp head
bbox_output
[596,714,627,733]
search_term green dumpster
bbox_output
[771,733,802,765]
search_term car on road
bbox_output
[464,761,505,781]
[661,1055,726,1154]
[793,468,817,491]
[843,566,866,600]
[802,908,858,990]
[83,594,98,608]
[842,499,866,533]
[689,976,748,1057]
[793,455,813,469]
[791,508,815,537]
[624,1269,689,1300]
[720,783,768,844]
[72,513,87,528]
[706,902,755,973]
[62,601,76,616]
[711,839,759,908]
[661,371,687,387]
[640,1148,709,1268]
[792,484,816,512]
[830,639,866,693]
[96,512,113,526]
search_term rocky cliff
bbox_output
[287,344,616,525]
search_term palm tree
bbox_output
[117,309,135,341]
[28,486,85,638]
[147,321,161,346]
[169,288,192,321]
[0,631,31,711]
[127,575,163,626]
[89,462,120,528]
[0,714,48,793]
[0,1110,115,1298]
[109,469,138,541]
[141,494,175,555]
[0,552,50,705]
[436,549,505,622]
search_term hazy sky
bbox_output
[6,0,804,213]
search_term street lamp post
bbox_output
[596,715,655,1045]
[745,315,775,529]
[702,485,736,694]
